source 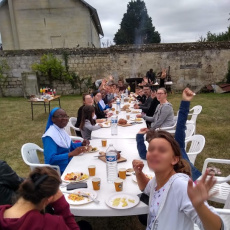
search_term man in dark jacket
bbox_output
[134,85,153,113]
[0,160,23,205]
[146,69,156,84]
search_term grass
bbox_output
[0,93,229,230]
[0,93,229,176]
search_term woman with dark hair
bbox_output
[133,131,223,230]
[0,167,80,229]
[80,105,102,140]
[42,107,90,174]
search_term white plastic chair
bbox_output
[70,136,83,142]
[194,192,230,230]
[185,135,205,164]
[186,105,202,134]
[21,143,61,175]
[202,158,230,204]
[156,116,178,133]
[64,117,80,136]
[185,124,195,139]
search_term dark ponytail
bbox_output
[18,167,61,204]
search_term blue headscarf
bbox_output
[45,107,60,132]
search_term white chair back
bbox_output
[185,124,195,139]
[185,135,205,164]
[69,117,80,132]
[21,143,60,175]
[188,105,202,124]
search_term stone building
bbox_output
[0,0,104,50]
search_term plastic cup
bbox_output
[126,114,130,120]
[119,168,126,180]
[101,139,107,147]
[114,178,123,192]
[88,165,96,176]
[92,177,101,190]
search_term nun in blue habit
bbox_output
[42,107,89,174]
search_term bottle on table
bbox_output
[116,98,121,112]
[106,144,118,183]
[111,115,118,135]
[121,93,124,104]
[125,88,129,97]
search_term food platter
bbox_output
[62,172,89,182]
[132,173,154,183]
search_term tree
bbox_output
[198,13,230,42]
[114,0,160,45]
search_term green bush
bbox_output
[32,54,65,83]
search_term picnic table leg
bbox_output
[31,102,34,120]
[58,98,61,108]
[44,102,47,113]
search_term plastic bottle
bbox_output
[125,88,129,96]
[111,115,118,135]
[116,98,120,112]
[106,144,118,183]
[121,93,124,104]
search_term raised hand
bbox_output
[182,88,195,101]
[187,170,217,209]
[132,159,144,174]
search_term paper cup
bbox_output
[114,178,123,192]
[118,168,126,180]
[88,165,96,176]
[101,139,107,147]
[92,177,101,190]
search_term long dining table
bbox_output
[91,103,147,139]
[61,138,152,217]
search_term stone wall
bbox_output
[0,42,230,96]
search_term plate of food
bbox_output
[130,118,144,123]
[102,121,111,128]
[131,110,141,114]
[87,146,99,153]
[64,189,97,205]
[106,193,140,209]
[62,172,89,182]
[132,173,154,183]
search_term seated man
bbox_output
[93,91,106,119]
[139,87,174,130]
[75,93,93,136]
[0,160,23,205]
[136,88,201,181]
[135,87,146,104]
[117,79,127,92]
[134,85,153,113]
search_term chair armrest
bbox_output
[70,136,84,142]
[202,158,230,174]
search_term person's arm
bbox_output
[0,161,23,190]
[136,134,147,160]
[150,105,173,129]
[132,160,150,191]
[50,190,80,230]
[187,171,222,230]
[85,121,102,131]
[142,115,155,122]
[139,97,152,113]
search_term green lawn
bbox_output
[0,93,229,177]
[0,93,229,230]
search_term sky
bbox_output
[86,0,229,45]
[0,0,229,45]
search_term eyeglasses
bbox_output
[53,115,69,119]
[156,93,165,95]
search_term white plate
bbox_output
[106,193,140,209]
[64,189,97,205]
[131,110,142,114]
[62,172,89,183]
[132,173,155,183]
[130,118,144,123]
[102,123,111,128]
[87,147,99,153]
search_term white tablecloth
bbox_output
[92,110,146,139]
[61,139,151,217]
